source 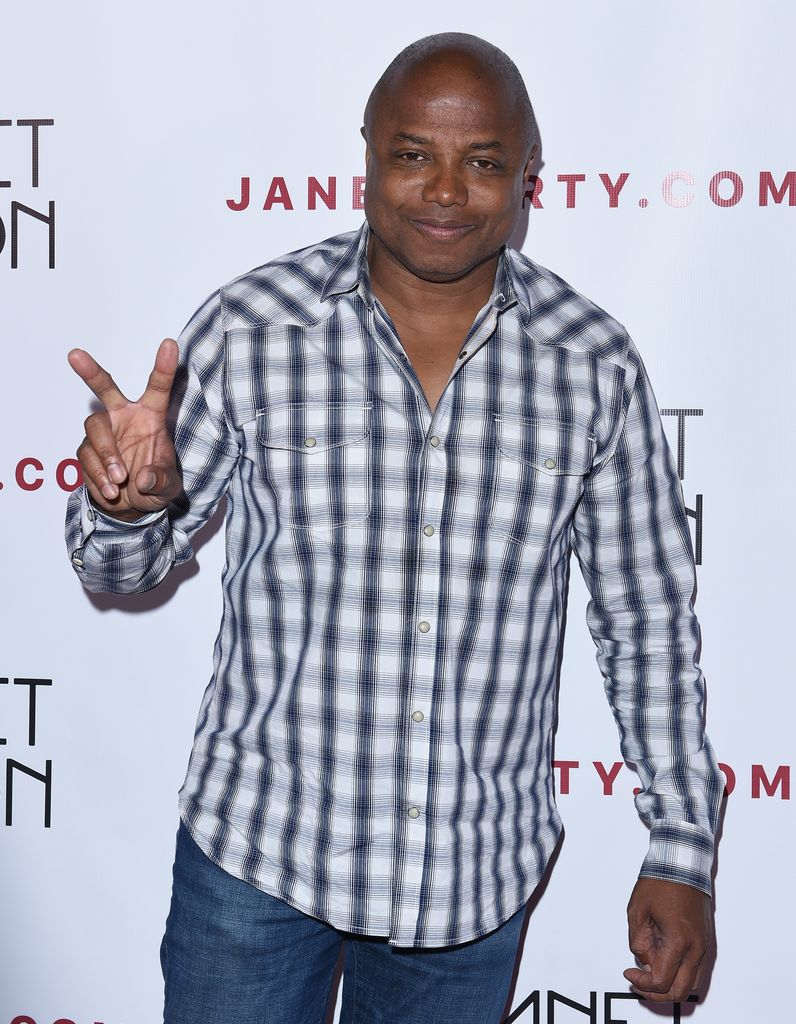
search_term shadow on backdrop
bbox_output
[84,496,226,613]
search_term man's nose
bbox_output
[421,161,468,206]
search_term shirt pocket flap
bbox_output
[256,401,372,453]
[495,416,596,476]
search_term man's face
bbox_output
[363,59,534,284]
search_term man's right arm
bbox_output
[65,289,239,594]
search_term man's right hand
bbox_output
[68,338,183,521]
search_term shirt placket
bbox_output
[361,302,432,942]
[390,415,448,944]
[369,298,505,944]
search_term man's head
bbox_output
[362,33,539,285]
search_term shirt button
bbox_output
[407,806,421,819]
[544,457,557,469]
[423,524,435,537]
[71,554,84,568]
[458,350,467,359]
[86,508,95,522]
[418,620,431,633]
[304,437,317,448]
[411,710,425,723]
[429,435,440,447]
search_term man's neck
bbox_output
[367,234,499,333]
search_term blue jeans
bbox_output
[161,821,528,1024]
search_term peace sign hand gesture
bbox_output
[69,338,183,521]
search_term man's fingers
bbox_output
[68,348,129,411]
[666,948,705,1004]
[140,338,179,413]
[627,956,680,995]
[83,411,128,487]
[77,439,122,505]
[624,926,684,996]
[693,953,708,990]
[624,939,704,1002]
[624,948,702,1004]
[665,941,708,1003]
[624,964,677,997]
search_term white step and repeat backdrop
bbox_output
[2,1,793,1021]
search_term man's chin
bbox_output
[398,252,497,285]
[367,227,502,286]
[408,265,474,284]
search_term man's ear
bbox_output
[361,126,371,169]
[523,143,538,184]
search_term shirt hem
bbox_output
[178,807,559,949]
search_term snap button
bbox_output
[544,457,557,470]
[429,435,440,447]
[407,806,421,819]
[418,621,431,633]
[411,710,425,723]
[423,525,435,537]
[304,437,317,448]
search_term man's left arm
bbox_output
[570,338,724,1003]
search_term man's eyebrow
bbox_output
[393,132,431,145]
[391,132,505,151]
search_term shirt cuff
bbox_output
[70,485,167,570]
[639,820,716,897]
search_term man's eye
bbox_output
[397,151,425,162]
[471,159,498,170]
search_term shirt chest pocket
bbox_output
[255,400,373,532]
[490,416,596,545]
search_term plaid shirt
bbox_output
[66,223,722,948]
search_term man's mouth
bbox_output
[410,219,475,240]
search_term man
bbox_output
[66,33,723,1024]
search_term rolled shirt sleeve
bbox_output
[572,337,724,896]
[65,289,239,594]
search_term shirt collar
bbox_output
[320,221,530,318]
[320,222,372,304]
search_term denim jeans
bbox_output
[161,821,528,1024]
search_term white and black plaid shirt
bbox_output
[67,223,722,948]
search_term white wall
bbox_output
[2,2,792,1021]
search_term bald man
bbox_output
[66,33,722,1024]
